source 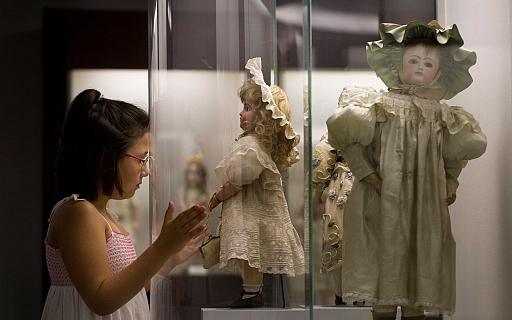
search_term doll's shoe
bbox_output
[335,295,346,305]
[228,290,264,308]
[371,311,397,320]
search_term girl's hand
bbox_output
[154,202,206,259]
[158,229,204,275]
[174,229,204,265]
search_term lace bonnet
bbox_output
[245,57,300,165]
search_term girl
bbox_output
[326,21,487,319]
[42,89,206,319]
[209,57,305,308]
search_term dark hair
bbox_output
[53,89,149,202]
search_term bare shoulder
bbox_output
[47,200,107,247]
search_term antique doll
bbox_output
[209,57,305,308]
[326,21,487,319]
[177,153,210,212]
[311,134,354,305]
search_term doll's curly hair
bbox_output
[237,80,296,168]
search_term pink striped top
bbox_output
[45,195,137,286]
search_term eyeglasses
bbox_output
[124,153,153,170]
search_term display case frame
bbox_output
[147,1,437,319]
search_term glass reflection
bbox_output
[148,0,437,319]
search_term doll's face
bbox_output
[239,100,257,133]
[186,163,204,188]
[401,43,440,86]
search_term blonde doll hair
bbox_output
[238,80,296,168]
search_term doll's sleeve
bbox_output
[214,137,278,188]
[326,86,380,181]
[311,135,337,202]
[442,105,487,162]
[442,105,487,190]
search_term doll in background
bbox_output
[209,57,305,308]
[326,21,487,319]
[170,154,211,274]
[311,133,354,306]
[177,154,210,212]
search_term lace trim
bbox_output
[342,293,455,316]
[215,135,282,189]
[245,57,300,165]
[338,88,482,140]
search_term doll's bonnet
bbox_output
[366,20,477,100]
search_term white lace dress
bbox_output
[214,134,305,276]
[41,195,149,320]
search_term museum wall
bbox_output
[0,1,147,319]
[437,0,512,319]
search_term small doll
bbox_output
[326,21,487,319]
[311,133,354,305]
[177,153,210,212]
[209,57,305,308]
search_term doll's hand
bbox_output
[208,192,221,211]
[363,173,382,195]
[447,193,457,206]
[154,202,206,259]
[446,178,458,206]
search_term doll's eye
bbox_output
[408,58,418,64]
[245,104,252,111]
[424,62,434,68]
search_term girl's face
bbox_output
[402,44,440,86]
[113,132,150,200]
[239,100,257,133]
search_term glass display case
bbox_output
[147,1,437,319]
[37,2,510,320]
[148,1,311,319]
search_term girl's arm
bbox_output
[54,201,205,316]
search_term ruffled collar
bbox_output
[388,82,447,100]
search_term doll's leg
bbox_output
[372,305,397,320]
[239,259,263,285]
[229,259,264,308]
[400,306,425,320]
[332,269,345,305]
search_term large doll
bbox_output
[326,21,487,319]
[209,57,305,308]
